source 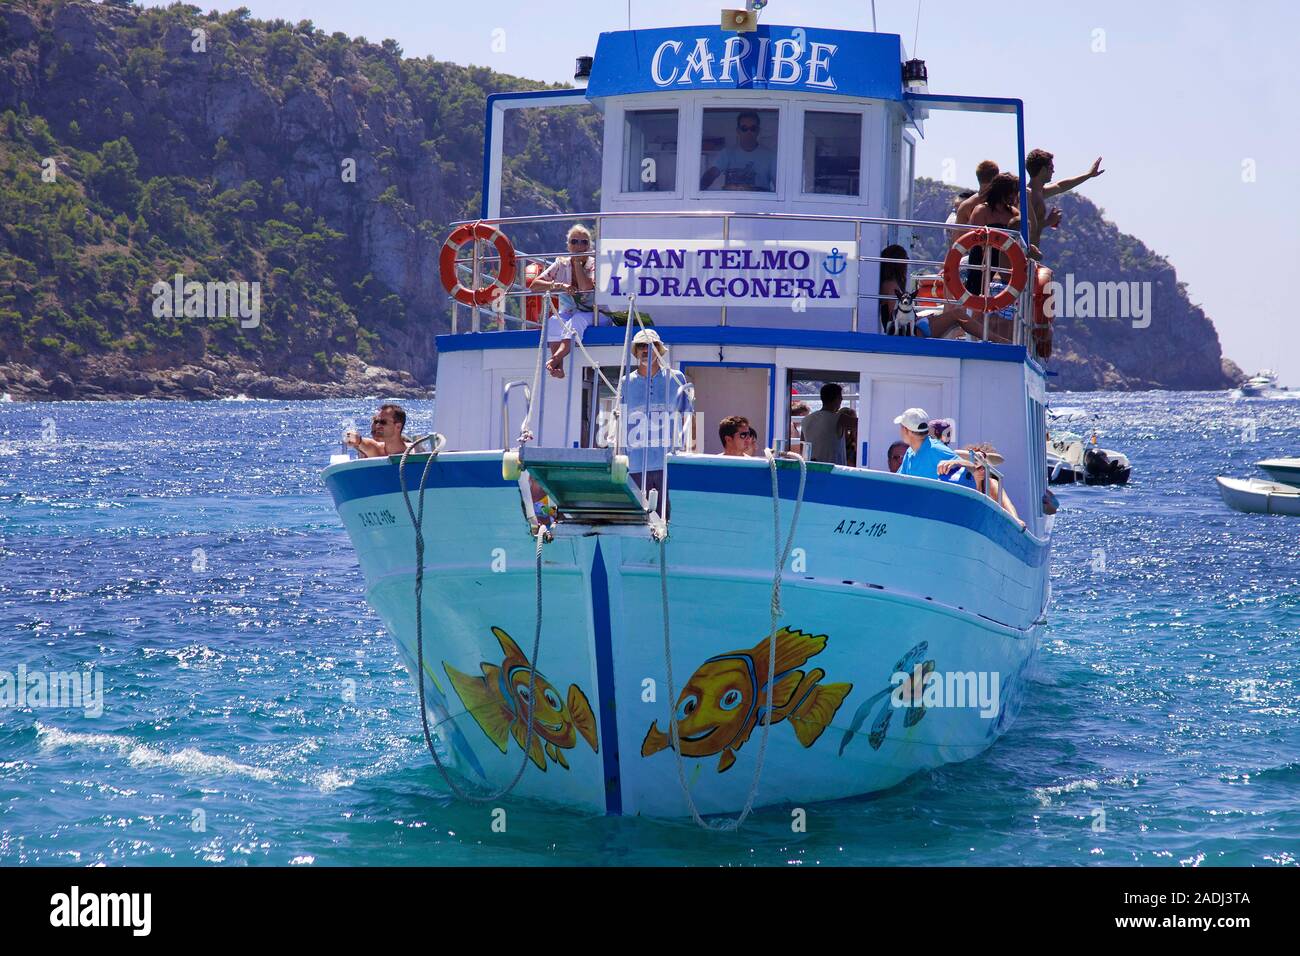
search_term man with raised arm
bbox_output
[1025,150,1105,248]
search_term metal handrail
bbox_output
[451,208,1021,234]
[450,210,1034,346]
[501,379,532,450]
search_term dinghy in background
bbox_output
[1216,476,1300,516]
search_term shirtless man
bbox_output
[345,403,413,458]
[1025,150,1105,248]
[954,160,1000,226]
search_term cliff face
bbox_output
[0,0,1235,399]
[912,179,1240,390]
[0,0,601,399]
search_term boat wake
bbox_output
[1032,774,1138,807]
[35,722,276,782]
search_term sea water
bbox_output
[1,392,1296,866]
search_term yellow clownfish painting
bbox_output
[641,627,852,773]
[444,626,598,771]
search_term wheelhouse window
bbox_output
[699,108,778,193]
[623,109,678,193]
[802,111,861,196]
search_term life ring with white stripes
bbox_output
[438,222,517,307]
[942,228,1028,314]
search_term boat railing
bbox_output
[445,210,1035,348]
[500,379,532,451]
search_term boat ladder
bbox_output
[504,446,654,525]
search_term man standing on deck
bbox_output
[800,383,850,465]
[954,160,1000,225]
[618,329,695,509]
[895,407,958,480]
[1025,150,1105,248]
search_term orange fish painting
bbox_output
[641,627,852,773]
[444,627,598,771]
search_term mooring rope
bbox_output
[658,448,807,830]
[397,434,548,803]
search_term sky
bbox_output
[148,0,1299,385]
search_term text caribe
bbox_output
[651,36,838,90]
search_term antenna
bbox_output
[912,0,923,56]
[627,0,631,29]
[871,1,877,32]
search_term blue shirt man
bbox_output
[619,330,695,478]
[893,407,957,480]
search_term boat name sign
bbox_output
[597,240,857,309]
[587,26,905,100]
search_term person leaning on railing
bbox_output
[937,442,1024,527]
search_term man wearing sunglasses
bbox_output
[700,111,775,192]
[719,415,757,457]
[344,403,417,458]
[530,223,596,378]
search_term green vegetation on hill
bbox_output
[0,0,600,396]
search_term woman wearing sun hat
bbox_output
[938,442,1023,526]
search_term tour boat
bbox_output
[324,10,1056,819]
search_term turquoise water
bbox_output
[1,392,1297,866]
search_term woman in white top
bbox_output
[529,223,596,378]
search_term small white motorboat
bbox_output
[1256,458,1300,485]
[1216,476,1300,516]
[1236,370,1290,399]
[1046,422,1131,486]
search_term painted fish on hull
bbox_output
[642,627,853,773]
[444,627,598,771]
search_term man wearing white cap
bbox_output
[618,328,695,509]
[894,407,958,480]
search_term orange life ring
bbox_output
[942,228,1028,314]
[438,221,516,307]
[913,275,948,309]
[523,261,557,326]
[1032,266,1053,360]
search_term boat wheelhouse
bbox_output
[325,15,1055,819]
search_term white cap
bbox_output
[632,328,662,347]
[893,407,930,433]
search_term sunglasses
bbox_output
[568,239,589,247]
[738,125,758,133]
[738,430,756,439]
[372,418,392,425]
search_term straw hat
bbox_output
[964,443,1005,466]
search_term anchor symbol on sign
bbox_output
[823,247,846,276]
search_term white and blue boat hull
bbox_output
[325,451,1049,817]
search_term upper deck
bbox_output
[454,22,1038,356]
